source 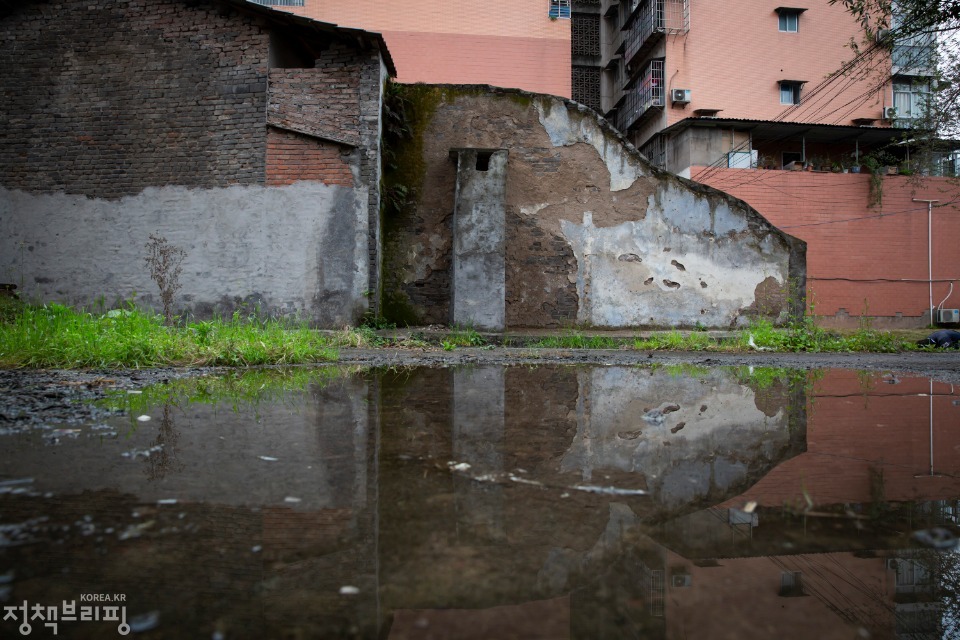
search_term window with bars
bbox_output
[550,0,572,18]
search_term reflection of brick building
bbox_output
[254,0,572,97]
[724,370,960,508]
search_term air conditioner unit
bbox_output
[937,308,960,324]
[883,106,897,120]
[876,28,891,43]
[672,89,691,105]
[672,574,692,588]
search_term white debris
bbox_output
[136,415,151,422]
[339,586,360,595]
[258,456,278,462]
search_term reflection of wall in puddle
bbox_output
[560,367,796,508]
[453,367,505,541]
[0,378,371,512]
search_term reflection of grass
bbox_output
[100,366,357,417]
[732,365,814,390]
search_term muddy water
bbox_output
[1,365,959,639]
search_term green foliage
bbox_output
[743,318,912,352]
[531,332,619,349]
[633,330,714,351]
[445,326,486,347]
[0,302,338,368]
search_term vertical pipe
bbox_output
[914,198,940,325]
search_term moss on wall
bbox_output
[379,83,455,325]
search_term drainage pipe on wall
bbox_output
[913,198,940,325]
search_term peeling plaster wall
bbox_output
[382,85,806,328]
[0,183,368,326]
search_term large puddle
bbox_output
[1,364,959,639]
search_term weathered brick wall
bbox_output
[382,85,803,329]
[266,128,354,187]
[267,54,362,147]
[0,0,271,198]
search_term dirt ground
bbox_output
[337,346,960,385]
[2,347,958,429]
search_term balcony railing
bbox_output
[616,59,664,131]
[623,0,688,66]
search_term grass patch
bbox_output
[0,300,338,368]
[531,332,620,349]
[634,330,714,351]
[440,326,486,350]
[740,319,915,353]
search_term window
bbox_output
[893,77,931,120]
[779,11,799,31]
[775,7,806,32]
[549,0,571,19]
[779,571,805,597]
[780,81,802,105]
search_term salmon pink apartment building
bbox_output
[249,0,572,97]
[573,0,960,329]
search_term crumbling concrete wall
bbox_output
[0,0,387,326]
[382,85,806,328]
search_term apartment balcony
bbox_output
[615,59,664,131]
[622,0,688,68]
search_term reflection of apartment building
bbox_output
[573,0,960,328]
[249,0,571,96]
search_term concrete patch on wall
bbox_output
[0,183,368,326]
[561,182,792,328]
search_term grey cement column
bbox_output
[452,366,505,541]
[451,149,507,331]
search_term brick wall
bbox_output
[267,50,363,147]
[0,0,271,198]
[266,128,353,187]
[694,168,960,326]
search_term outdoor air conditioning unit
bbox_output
[672,574,692,588]
[883,106,898,120]
[937,308,960,324]
[876,28,891,43]
[672,89,691,105]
